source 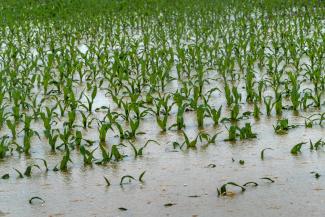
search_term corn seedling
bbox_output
[273,119,298,134]
[24,164,41,177]
[129,140,160,158]
[80,145,97,165]
[217,182,246,197]
[291,142,307,155]
[309,139,325,151]
[182,131,200,149]
[60,145,72,171]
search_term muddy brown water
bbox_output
[0,110,324,217]
[1,6,324,216]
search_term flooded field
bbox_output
[0,0,324,216]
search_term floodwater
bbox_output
[0,11,324,217]
[0,110,324,217]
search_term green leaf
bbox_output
[29,197,45,204]
[13,168,24,178]
[1,173,9,179]
[104,176,111,186]
[139,171,146,182]
[260,177,275,183]
[260,148,273,160]
[291,142,306,155]
[120,175,135,185]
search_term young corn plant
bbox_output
[79,86,97,113]
[128,117,144,139]
[217,182,246,197]
[264,96,275,117]
[59,145,72,172]
[273,119,298,134]
[274,91,283,116]
[196,105,206,128]
[207,105,222,126]
[238,123,257,140]
[253,100,261,119]
[199,132,222,146]
[6,120,17,140]
[45,129,59,152]
[97,143,111,164]
[65,110,76,130]
[98,122,112,143]
[224,125,238,141]
[153,104,169,132]
[110,145,124,161]
[225,123,256,141]
[129,139,160,158]
[0,136,9,159]
[291,142,307,155]
[182,131,200,149]
[0,106,10,130]
[80,145,97,165]
[224,83,234,106]
[309,139,325,151]
[24,164,41,177]
[229,103,240,122]
[21,115,40,154]
[288,72,301,111]
[169,93,187,130]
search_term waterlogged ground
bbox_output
[0,111,325,217]
[1,1,325,217]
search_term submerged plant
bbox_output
[291,142,307,155]
[120,175,136,185]
[273,119,298,134]
[225,123,256,141]
[129,140,160,158]
[260,148,273,160]
[60,145,72,171]
[217,182,246,197]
